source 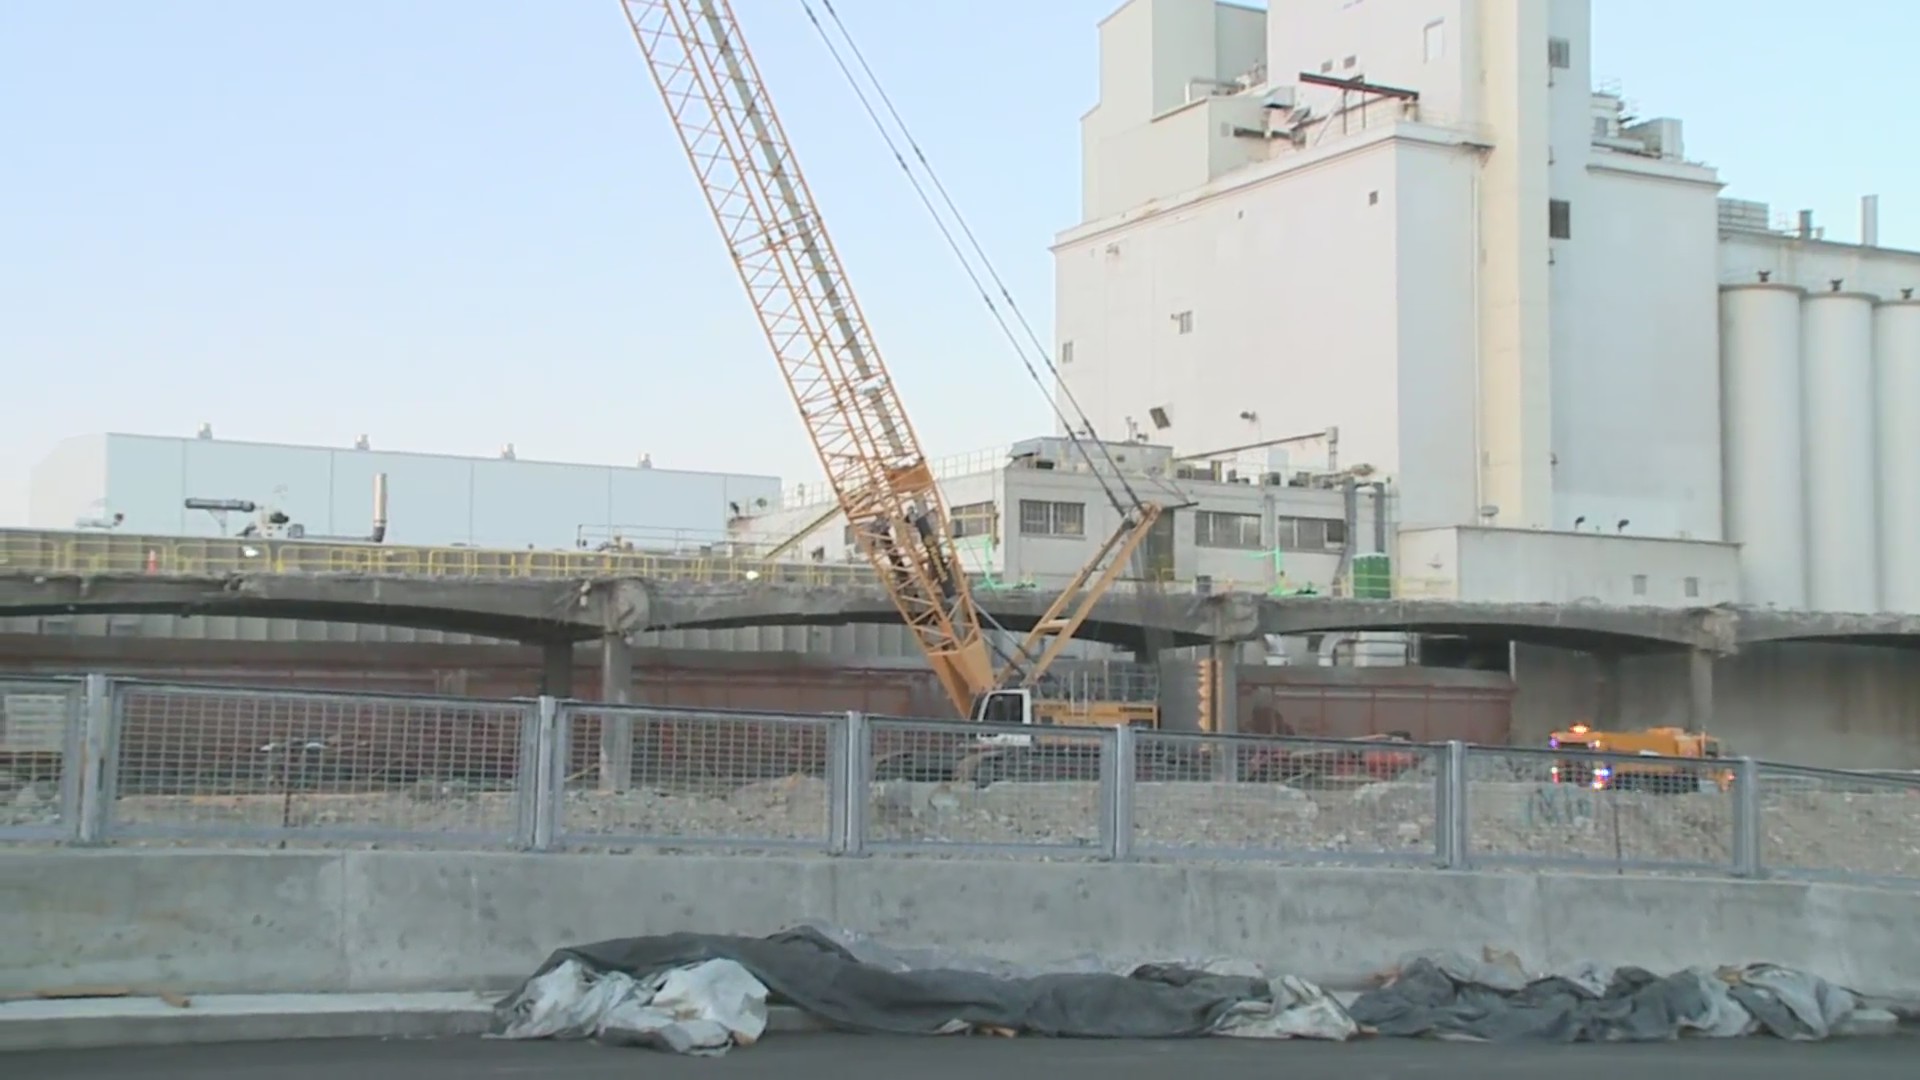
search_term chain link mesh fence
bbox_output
[105,682,531,846]
[1755,764,1920,884]
[4,676,1917,892]
[860,717,1113,856]
[553,705,835,850]
[1461,746,1737,873]
[0,677,83,840]
[1128,731,1444,864]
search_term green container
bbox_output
[1350,553,1393,599]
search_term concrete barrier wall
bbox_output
[4,851,1918,1000]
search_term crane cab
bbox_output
[968,688,1157,743]
[971,689,1040,747]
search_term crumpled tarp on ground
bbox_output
[1347,952,1863,1043]
[490,927,1878,1055]
[490,925,1355,1053]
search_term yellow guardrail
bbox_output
[0,528,875,587]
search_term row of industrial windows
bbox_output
[843,501,1348,551]
[1022,501,1344,553]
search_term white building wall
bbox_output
[1079,0,1269,222]
[1719,232,1920,299]
[27,434,780,551]
[1056,129,1482,525]
[1397,525,1739,608]
[1392,143,1483,529]
[26,436,109,531]
[1264,0,1474,125]
[1551,159,1724,540]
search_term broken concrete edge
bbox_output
[0,991,1908,1053]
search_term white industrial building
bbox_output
[734,435,1386,597]
[1055,0,1920,613]
[26,430,781,552]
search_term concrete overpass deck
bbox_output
[2,571,1916,656]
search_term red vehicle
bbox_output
[1242,731,1419,784]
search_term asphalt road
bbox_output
[13,1033,1917,1079]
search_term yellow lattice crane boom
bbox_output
[621,0,1165,729]
[621,0,993,713]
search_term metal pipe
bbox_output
[1371,482,1389,554]
[370,473,389,544]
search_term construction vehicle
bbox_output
[1548,723,1733,794]
[620,1,1174,780]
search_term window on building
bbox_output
[1195,510,1263,550]
[950,501,998,541]
[1424,20,1445,62]
[1548,37,1571,70]
[1684,576,1701,599]
[1172,310,1194,335]
[1018,499,1085,538]
[1059,340,1074,365]
[1275,516,1348,552]
[1320,60,1334,74]
[1592,115,1610,139]
[1342,55,1358,70]
[1549,199,1571,239]
[1631,574,1649,596]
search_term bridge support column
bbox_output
[539,641,574,698]
[1208,641,1241,782]
[1594,652,1622,728]
[599,632,635,793]
[1688,648,1716,732]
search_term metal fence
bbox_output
[3,675,1916,889]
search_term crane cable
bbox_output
[799,0,1146,518]
[801,0,1189,692]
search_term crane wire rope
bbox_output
[799,0,1190,689]
[799,0,1172,517]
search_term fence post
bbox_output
[835,712,868,857]
[518,696,560,852]
[1731,756,1760,878]
[1438,740,1468,869]
[1108,724,1136,862]
[75,673,118,846]
[58,681,87,844]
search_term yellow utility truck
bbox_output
[1548,723,1734,794]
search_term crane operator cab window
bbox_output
[974,690,1032,727]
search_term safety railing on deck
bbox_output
[0,527,875,586]
[2,526,1458,600]
[4,674,1914,890]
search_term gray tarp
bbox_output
[492,925,1275,1040]
[1347,955,1861,1042]
[492,929,1875,1052]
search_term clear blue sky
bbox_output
[2,1,1910,525]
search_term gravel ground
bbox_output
[6,770,1916,879]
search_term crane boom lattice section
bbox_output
[621,0,993,713]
